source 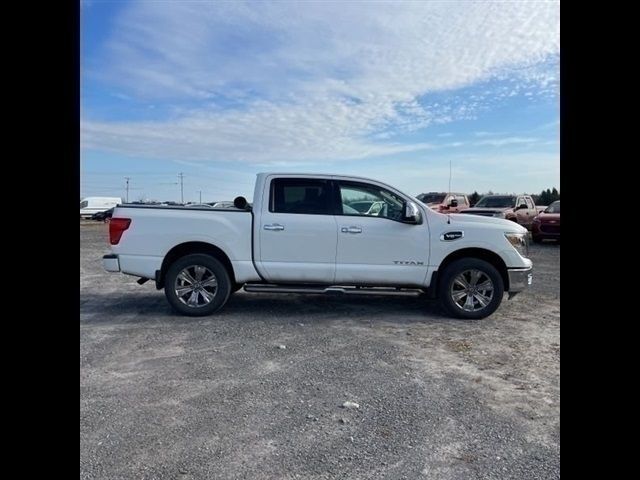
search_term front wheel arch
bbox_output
[436,248,509,292]
[438,258,505,319]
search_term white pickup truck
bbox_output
[103,173,532,319]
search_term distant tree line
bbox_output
[531,188,560,206]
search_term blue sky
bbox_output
[81,0,559,203]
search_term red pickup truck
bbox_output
[459,195,538,229]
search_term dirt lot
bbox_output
[80,221,559,480]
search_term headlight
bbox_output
[493,212,506,218]
[505,232,529,258]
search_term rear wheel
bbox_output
[164,254,231,316]
[438,258,504,319]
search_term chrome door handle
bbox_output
[264,224,285,231]
[341,226,362,234]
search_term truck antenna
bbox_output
[447,159,452,224]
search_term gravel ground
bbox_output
[80,222,559,480]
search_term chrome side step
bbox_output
[243,284,424,297]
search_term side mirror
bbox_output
[450,199,458,207]
[403,201,422,224]
[233,196,248,210]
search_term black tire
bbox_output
[438,258,505,320]
[164,254,231,316]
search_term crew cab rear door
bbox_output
[255,177,338,283]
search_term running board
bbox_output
[243,284,424,297]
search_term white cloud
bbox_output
[475,137,540,147]
[82,0,560,164]
[474,131,504,137]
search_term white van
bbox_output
[80,197,122,218]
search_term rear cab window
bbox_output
[269,178,333,215]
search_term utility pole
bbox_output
[178,172,185,204]
[124,177,131,203]
[198,190,202,204]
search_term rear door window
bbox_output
[270,178,334,215]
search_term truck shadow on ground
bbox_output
[80,291,461,325]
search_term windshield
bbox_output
[474,196,516,208]
[417,193,446,204]
[545,201,560,213]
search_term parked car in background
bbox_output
[91,207,114,222]
[460,195,537,229]
[80,197,122,218]
[416,192,470,213]
[532,200,560,243]
[347,200,376,213]
[185,203,214,209]
[212,201,236,208]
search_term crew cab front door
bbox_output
[334,180,428,286]
[256,177,338,283]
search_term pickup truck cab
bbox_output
[459,194,538,229]
[103,173,532,319]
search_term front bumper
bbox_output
[507,266,533,294]
[103,254,120,272]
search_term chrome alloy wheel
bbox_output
[450,269,495,312]
[174,265,218,307]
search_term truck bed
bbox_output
[110,204,259,283]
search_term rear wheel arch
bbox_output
[157,242,236,289]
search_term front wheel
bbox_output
[438,258,505,319]
[164,254,231,316]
